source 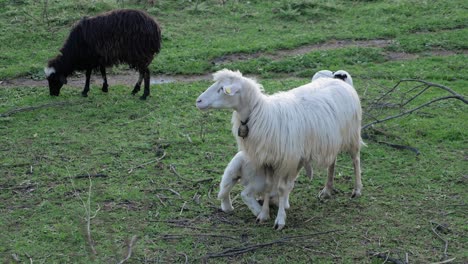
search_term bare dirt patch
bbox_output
[0,71,212,89]
[212,39,394,65]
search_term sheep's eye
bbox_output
[217,87,223,93]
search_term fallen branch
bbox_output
[128,152,166,174]
[368,251,406,264]
[68,171,100,255]
[363,95,465,130]
[362,79,467,130]
[117,235,138,264]
[75,173,108,179]
[377,141,420,155]
[204,230,342,259]
[430,221,449,261]
[161,233,238,241]
[0,100,83,117]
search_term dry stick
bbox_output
[204,230,342,259]
[128,152,166,174]
[161,233,238,240]
[68,170,100,255]
[430,258,457,264]
[179,252,189,264]
[75,173,108,179]
[362,96,466,130]
[169,164,212,184]
[430,221,449,261]
[117,235,138,264]
[0,101,83,117]
[368,251,405,264]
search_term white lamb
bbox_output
[218,151,311,216]
[196,69,363,230]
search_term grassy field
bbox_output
[1,0,467,263]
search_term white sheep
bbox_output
[312,69,353,87]
[196,69,363,230]
[218,151,311,216]
[311,69,334,82]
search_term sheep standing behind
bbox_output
[45,9,161,100]
[312,69,353,87]
[196,69,363,229]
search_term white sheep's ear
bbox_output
[44,67,55,77]
[222,83,241,96]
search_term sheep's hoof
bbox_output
[351,189,362,198]
[318,187,333,200]
[220,202,234,213]
[139,95,147,100]
[274,218,286,230]
[102,84,109,93]
[256,211,270,223]
[274,223,285,230]
[81,92,88,97]
[132,85,140,95]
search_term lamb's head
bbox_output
[333,70,353,87]
[196,69,245,111]
[45,66,67,96]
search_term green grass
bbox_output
[0,0,467,263]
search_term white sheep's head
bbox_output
[196,69,244,111]
[333,70,353,87]
[311,70,333,82]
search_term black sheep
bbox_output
[45,9,161,100]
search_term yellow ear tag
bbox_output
[224,87,232,95]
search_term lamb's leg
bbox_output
[140,68,151,100]
[351,150,363,198]
[319,159,336,199]
[241,185,262,217]
[132,72,143,96]
[100,66,108,93]
[218,154,244,213]
[256,168,272,222]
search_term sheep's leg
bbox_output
[100,66,108,93]
[274,175,293,230]
[351,151,363,198]
[132,72,143,96]
[81,68,92,97]
[140,68,151,100]
[318,159,336,199]
[241,185,262,217]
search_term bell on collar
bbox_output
[238,124,249,138]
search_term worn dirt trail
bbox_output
[1,38,465,88]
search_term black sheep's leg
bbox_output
[100,66,108,93]
[140,68,150,100]
[131,71,143,95]
[82,68,92,97]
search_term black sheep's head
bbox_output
[45,67,67,96]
